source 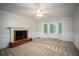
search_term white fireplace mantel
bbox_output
[7,27,28,29]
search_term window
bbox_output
[50,24,56,33]
[58,23,62,34]
[44,24,48,33]
[43,23,62,34]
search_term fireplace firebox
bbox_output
[14,30,28,41]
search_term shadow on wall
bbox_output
[73,33,79,50]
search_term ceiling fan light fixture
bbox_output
[35,8,46,17]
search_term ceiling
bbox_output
[0,3,79,20]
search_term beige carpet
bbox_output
[0,38,79,56]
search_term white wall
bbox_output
[72,6,79,49]
[36,17,73,42]
[0,10,37,49]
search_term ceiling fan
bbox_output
[34,3,46,18]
